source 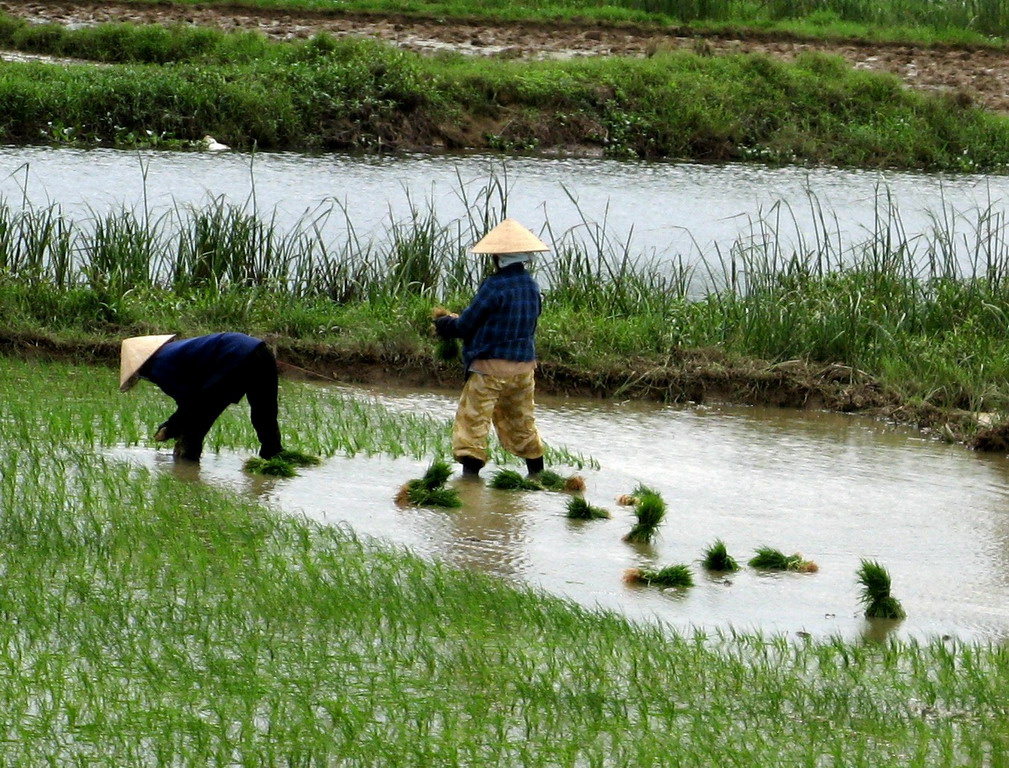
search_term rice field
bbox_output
[2,354,1009,763]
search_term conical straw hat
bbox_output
[470,218,550,254]
[119,334,176,392]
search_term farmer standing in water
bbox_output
[119,332,284,461]
[434,218,548,478]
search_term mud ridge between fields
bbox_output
[4,1,1009,112]
[0,329,985,448]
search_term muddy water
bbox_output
[3,145,1009,278]
[114,385,1009,643]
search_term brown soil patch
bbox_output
[5,1,1009,112]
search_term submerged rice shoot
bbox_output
[857,559,906,619]
[702,539,740,572]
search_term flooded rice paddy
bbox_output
[113,383,1009,644]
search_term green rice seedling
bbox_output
[565,496,610,520]
[702,539,740,572]
[435,337,461,362]
[857,559,906,619]
[537,469,586,492]
[749,546,819,573]
[244,456,298,477]
[490,468,586,492]
[274,449,321,467]
[489,469,542,491]
[623,486,666,544]
[397,460,461,508]
[623,564,694,588]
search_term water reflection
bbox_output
[111,384,1009,643]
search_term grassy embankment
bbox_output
[2,353,1009,764]
[1,15,1008,169]
[103,0,1009,47]
[4,184,1009,431]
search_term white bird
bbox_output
[202,135,229,152]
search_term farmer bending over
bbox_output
[119,332,284,461]
[434,218,548,478]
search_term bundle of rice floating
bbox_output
[622,485,666,544]
[857,559,906,619]
[489,468,585,492]
[748,546,818,573]
[244,449,321,478]
[623,564,693,588]
[397,460,462,508]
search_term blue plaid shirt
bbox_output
[443,263,542,372]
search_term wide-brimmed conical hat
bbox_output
[119,334,176,392]
[470,218,550,255]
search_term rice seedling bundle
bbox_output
[623,564,694,588]
[857,559,906,619]
[702,539,740,572]
[565,496,610,520]
[244,449,321,477]
[490,468,586,492]
[623,485,666,544]
[397,459,462,508]
[748,546,818,573]
[244,456,298,477]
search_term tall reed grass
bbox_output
[8,170,1009,411]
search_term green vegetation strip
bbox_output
[2,354,1009,763]
[8,185,1009,421]
[0,16,1006,169]
[41,0,1009,47]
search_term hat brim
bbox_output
[119,334,177,392]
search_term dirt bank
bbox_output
[4,1,1009,112]
[0,328,981,448]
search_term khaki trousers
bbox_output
[452,370,544,464]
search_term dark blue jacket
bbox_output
[438,263,542,372]
[141,332,265,403]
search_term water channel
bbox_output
[4,145,1009,279]
[16,143,1009,642]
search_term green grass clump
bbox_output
[244,450,320,477]
[490,468,586,492]
[624,564,694,588]
[623,485,666,544]
[489,468,542,491]
[857,559,907,619]
[565,496,610,520]
[702,539,740,572]
[244,455,298,477]
[398,459,462,508]
[748,546,819,572]
[275,449,321,466]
